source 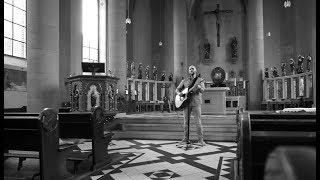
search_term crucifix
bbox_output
[204,4,233,47]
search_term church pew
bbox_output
[237,111,316,180]
[4,112,39,116]
[264,146,316,180]
[4,108,76,180]
[4,106,27,112]
[4,107,116,173]
[59,106,116,173]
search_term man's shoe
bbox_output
[196,140,207,147]
[177,139,187,145]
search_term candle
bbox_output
[234,78,237,86]
[225,73,228,81]
[243,80,246,89]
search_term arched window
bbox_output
[82,0,99,62]
[4,0,26,59]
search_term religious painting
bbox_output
[4,68,27,92]
[199,39,213,64]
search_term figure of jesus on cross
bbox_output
[204,4,233,47]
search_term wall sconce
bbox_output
[266,32,271,37]
[126,0,131,24]
[284,0,291,8]
[158,0,163,47]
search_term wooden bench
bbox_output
[4,112,41,171]
[264,146,316,180]
[4,108,76,180]
[236,111,316,180]
[4,106,27,112]
[59,106,116,173]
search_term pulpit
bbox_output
[65,75,119,112]
[201,87,230,114]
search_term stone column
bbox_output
[132,0,152,66]
[173,0,187,80]
[108,0,127,93]
[247,0,264,110]
[59,0,71,103]
[27,0,60,112]
[70,0,82,75]
[311,0,316,107]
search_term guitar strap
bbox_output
[187,75,199,90]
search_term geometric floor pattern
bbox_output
[88,139,237,180]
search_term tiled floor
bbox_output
[87,139,237,180]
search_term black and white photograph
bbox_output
[3,0,316,179]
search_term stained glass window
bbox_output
[4,0,26,59]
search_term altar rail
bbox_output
[127,78,174,111]
[263,72,313,101]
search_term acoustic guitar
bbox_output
[175,75,204,109]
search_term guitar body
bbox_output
[175,74,204,109]
[175,88,190,109]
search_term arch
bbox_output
[87,85,101,111]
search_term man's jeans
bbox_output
[182,106,204,141]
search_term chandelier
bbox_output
[284,0,291,8]
[159,0,163,46]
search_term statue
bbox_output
[306,55,312,72]
[73,88,79,111]
[108,84,114,110]
[229,70,235,78]
[130,61,135,78]
[281,62,286,76]
[231,36,238,64]
[137,63,143,79]
[91,93,96,107]
[238,70,244,79]
[160,71,166,81]
[289,58,295,75]
[264,68,269,78]
[152,66,158,80]
[204,42,211,60]
[272,67,279,77]
[168,73,173,81]
[296,55,304,74]
[145,65,150,79]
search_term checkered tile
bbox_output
[144,169,180,179]
[87,139,236,180]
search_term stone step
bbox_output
[116,114,236,121]
[122,123,237,132]
[115,117,236,125]
[112,130,237,142]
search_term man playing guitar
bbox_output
[175,65,206,146]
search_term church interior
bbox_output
[4,0,316,180]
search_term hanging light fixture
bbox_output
[159,0,163,46]
[126,0,131,24]
[284,0,291,8]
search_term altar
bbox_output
[201,87,230,114]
